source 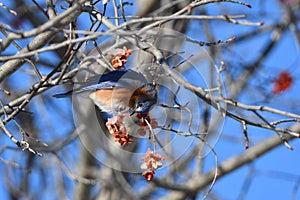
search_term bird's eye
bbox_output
[137,103,143,108]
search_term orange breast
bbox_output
[89,87,136,113]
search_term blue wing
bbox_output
[53,69,148,98]
[98,69,130,83]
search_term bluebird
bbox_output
[54,69,157,116]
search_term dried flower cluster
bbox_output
[141,149,166,181]
[106,114,133,146]
[110,46,132,70]
[105,114,158,145]
[137,115,158,136]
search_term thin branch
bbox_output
[0,119,42,156]
[196,136,218,200]
[0,2,17,16]
[32,0,49,18]
[242,120,249,149]
[186,35,237,46]
[158,126,207,137]
[217,97,300,120]
[252,110,294,150]
[52,153,98,185]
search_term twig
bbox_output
[32,0,49,18]
[196,136,218,200]
[0,119,43,156]
[217,97,300,120]
[144,117,156,151]
[223,14,264,26]
[241,120,249,149]
[193,0,252,8]
[172,55,194,69]
[271,119,299,126]
[158,126,207,137]
[252,110,294,150]
[186,35,237,46]
[0,2,17,16]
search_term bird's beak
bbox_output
[130,110,136,116]
[129,105,137,116]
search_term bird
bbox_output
[54,69,157,116]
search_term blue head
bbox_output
[129,83,157,115]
